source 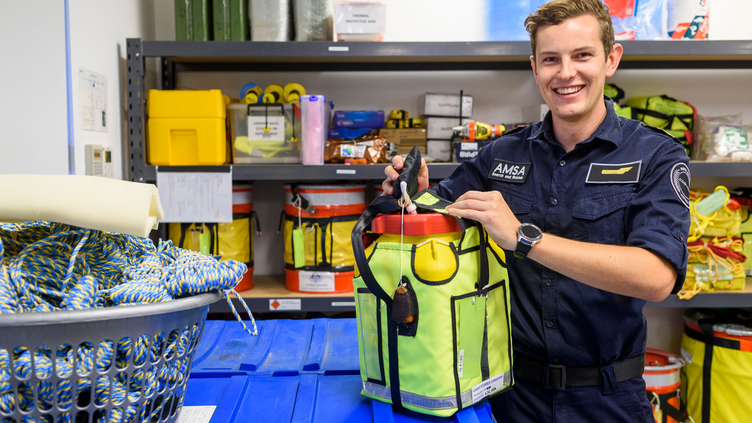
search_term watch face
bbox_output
[519,224,541,239]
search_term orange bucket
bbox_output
[283,184,366,293]
[644,348,687,423]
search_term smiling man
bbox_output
[382,0,690,421]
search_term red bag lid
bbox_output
[371,213,461,236]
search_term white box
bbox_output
[522,104,549,123]
[426,117,471,140]
[427,140,452,162]
[419,93,473,118]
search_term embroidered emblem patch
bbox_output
[671,162,691,209]
[585,161,642,184]
[488,159,531,184]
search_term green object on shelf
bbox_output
[213,0,249,41]
[192,0,212,41]
[175,0,193,41]
[213,0,230,41]
[230,0,249,41]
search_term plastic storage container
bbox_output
[282,184,366,294]
[300,95,329,165]
[228,103,301,164]
[190,319,359,375]
[183,373,496,423]
[148,89,227,166]
[168,184,258,292]
[644,348,688,423]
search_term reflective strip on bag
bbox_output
[363,370,511,411]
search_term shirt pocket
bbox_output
[572,188,635,245]
[497,187,535,224]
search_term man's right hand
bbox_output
[382,155,429,196]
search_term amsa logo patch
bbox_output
[488,159,531,184]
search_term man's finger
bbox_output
[381,179,394,196]
[450,199,494,212]
[454,190,495,203]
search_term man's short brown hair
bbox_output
[525,0,615,61]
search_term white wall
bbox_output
[0,1,69,175]
[69,0,156,180]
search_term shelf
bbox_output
[135,161,752,183]
[210,274,355,313]
[209,274,752,313]
[137,163,458,182]
[649,282,752,308]
[138,40,752,72]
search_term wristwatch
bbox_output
[514,223,543,259]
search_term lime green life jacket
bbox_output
[351,189,513,417]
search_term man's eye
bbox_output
[542,57,556,63]
[577,53,592,58]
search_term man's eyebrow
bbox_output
[538,46,598,56]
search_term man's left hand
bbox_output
[446,191,520,250]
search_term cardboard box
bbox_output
[427,140,452,162]
[522,104,549,123]
[426,117,471,140]
[455,140,492,163]
[379,128,427,145]
[397,144,427,156]
[419,93,473,117]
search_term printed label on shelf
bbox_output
[336,169,357,175]
[329,46,349,52]
[176,406,216,423]
[332,301,356,307]
[248,115,285,142]
[299,271,336,292]
[471,372,509,404]
[269,299,302,311]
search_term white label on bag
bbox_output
[340,145,367,158]
[176,406,216,423]
[471,372,508,404]
[299,271,336,292]
[458,350,464,378]
[248,115,285,141]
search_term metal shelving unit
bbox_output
[127,38,752,309]
[209,275,752,313]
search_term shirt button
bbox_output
[551,198,558,206]
[558,160,566,167]
[545,280,552,287]
[546,321,554,328]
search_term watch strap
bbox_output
[514,240,533,259]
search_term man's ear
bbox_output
[530,55,538,82]
[606,43,623,78]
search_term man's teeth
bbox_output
[555,86,583,95]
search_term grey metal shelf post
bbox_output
[127,39,147,183]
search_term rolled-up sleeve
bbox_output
[625,140,690,293]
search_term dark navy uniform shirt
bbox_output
[435,98,690,367]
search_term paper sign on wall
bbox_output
[79,68,108,132]
[156,169,233,223]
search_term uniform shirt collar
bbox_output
[528,96,623,148]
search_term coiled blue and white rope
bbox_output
[0,221,259,420]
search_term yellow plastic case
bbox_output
[147,89,227,166]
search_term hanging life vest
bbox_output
[350,146,513,417]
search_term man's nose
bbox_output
[558,57,576,81]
